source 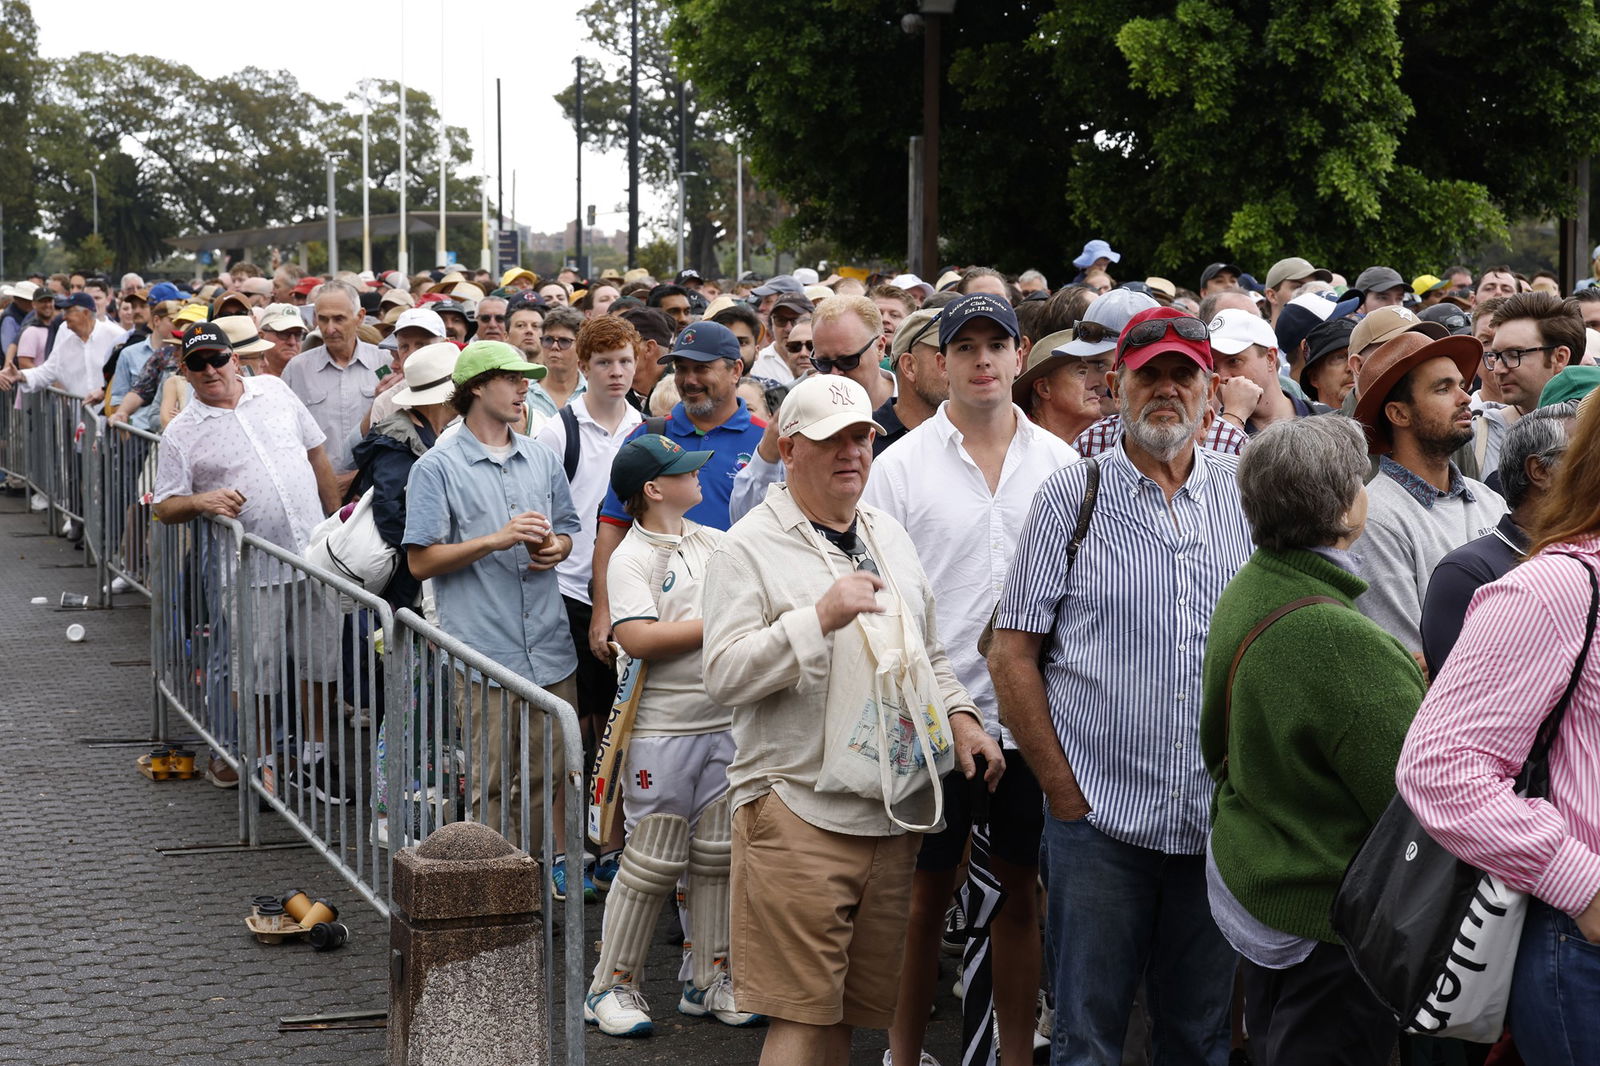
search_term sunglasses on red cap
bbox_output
[1116,315,1209,359]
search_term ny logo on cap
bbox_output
[827,383,851,406]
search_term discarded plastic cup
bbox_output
[59,592,89,609]
[30,596,46,605]
[66,623,85,642]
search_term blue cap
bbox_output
[659,320,743,365]
[55,292,95,312]
[938,292,1020,348]
[147,282,182,304]
[1073,239,1121,269]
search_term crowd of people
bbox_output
[3,239,1599,1066]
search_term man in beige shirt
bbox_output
[702,374,1001,1066]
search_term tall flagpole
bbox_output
[397,2,409,277]
[479,33,491,272]
[436,0,447,268]
[361,82,372,273]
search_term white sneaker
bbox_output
[1035,990,1054,1054]
[678,970,763,1027]
[29,493,46,512]
[881,1051,942,1066]
[585,983,653,1037]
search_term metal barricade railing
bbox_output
[235,534,395,915]
[0,388,25,484]
[24,390,53,524]
[150,513,251,839]
[43,387,89,532]
[389,606,587,1066]
[94,419,161,603]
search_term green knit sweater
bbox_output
[1200,548,1426,944]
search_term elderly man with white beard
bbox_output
[989,306,1254,1066]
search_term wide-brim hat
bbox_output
[1013,328,1078,404]
[1353,332,1483,455]
[392,342,462,408]
[213,315,275,355]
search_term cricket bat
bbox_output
[588,641,647,846]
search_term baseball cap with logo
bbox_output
[451,339,547,384]
[937,292,1020,348]
[259,304,306,333]
[1264,256,1334,290]
[610,434,715,500]
[1417,303,1472,337]
[1115,307,1214,372]
[777,374,887,440]
[56,292,95,312]
[658,320,742,365]
[1208,308,1280,355]
[1057,288,1159,357]
[1348,304,1447,356]
[180,321,232,363]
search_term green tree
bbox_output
[671,0,1599,282]
[0,0,40,274]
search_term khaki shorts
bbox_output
[228,579,340,693]
[730,789,920,1028]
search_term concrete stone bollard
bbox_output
[388,822,546,1065]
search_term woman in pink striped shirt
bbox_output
[1397,392,1600,1066]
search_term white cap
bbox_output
[259,303,305,333]
[1207,308,1279,355]
[793,267,820,286]
[392,342,461,408]
[890,273,934,299]
[777,375,887,441]
[392,307,447,338]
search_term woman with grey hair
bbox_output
[1198,416,1426,1065]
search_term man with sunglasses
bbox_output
[991,306,1254,1066]
[474,295,510,343]
[749,292,815,385]
[525,306,588,433]
[865,293,1077,1066]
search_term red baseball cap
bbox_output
[1115,306,1213,372]
[293,276,322,296]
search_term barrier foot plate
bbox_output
[278,1010,388,1031]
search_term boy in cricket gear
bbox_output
[584,435,762,1037]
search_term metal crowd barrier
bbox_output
[12,386,588,1062]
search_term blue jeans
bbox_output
[1043,815,1234,1066]
[1509,898,1600,1065]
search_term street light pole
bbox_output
[437,2,447,268]
[575,56,584,276]
[398,7,409,277]
[361,83,372,274]
[676,171,699,275]
[87,169,99,238]
[735,146,744,282]
[326,154,340,275]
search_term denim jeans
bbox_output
[1508,898,1600,1065]
[1043,814,1235,1066]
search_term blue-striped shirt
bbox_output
[996,441,1253,854]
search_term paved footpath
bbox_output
[0,495,965,1065]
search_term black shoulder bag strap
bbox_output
[1518,553,1600,799]
[560,405,581,482]
[978,455,1100,658]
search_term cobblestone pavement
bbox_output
[0,495,967,1065]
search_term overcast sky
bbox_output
[33,1,660,239]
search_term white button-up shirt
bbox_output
[153,375,327,576]
[532,393,643,604]
[19,318,125,397]
[862,403,1079,746]
[279,340,390,473]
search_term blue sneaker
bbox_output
[593,850,622,894]
[678,971,764,1027]
[581,858,599,904]
[551,854,570,903]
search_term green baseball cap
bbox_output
[451,339,547,384]
[1538,365,1600,408]
[610,434,713,499]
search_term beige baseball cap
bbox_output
[258,304,305,333]
[1348,305,1446,357]
[777,374,886,440]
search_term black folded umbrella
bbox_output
[958,764,1006,1066]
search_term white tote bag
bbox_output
[808,516,954,832]
[303,488,398,605]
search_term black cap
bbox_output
[937,292,1020,348]
[181,321,232,358]
[1417,303,1472,337]
[1199,262,1242,287]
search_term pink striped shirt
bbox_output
[1397,539,1600,916]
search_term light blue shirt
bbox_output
[110,339,161,433]
[402,428,580,687]
[997,441,1254,854]
[525,376,586,422]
